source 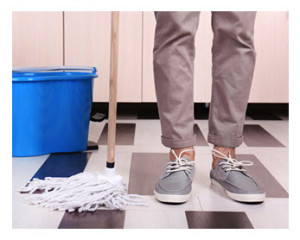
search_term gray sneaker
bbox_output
[154,149,195,203]
[210,149,265,203]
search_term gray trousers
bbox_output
[153,11,257,149]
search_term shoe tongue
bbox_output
[181,157,192,162]
[216,159,227,166]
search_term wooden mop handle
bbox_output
[107,11,120,165]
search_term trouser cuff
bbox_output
[161,135,197,148]
[207,133,243,148]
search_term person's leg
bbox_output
[208,12,265,202]
[153,11,200,161]
[153,11,199,203]
[208,11,257,166]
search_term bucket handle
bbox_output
[12,66,97,74]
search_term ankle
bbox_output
[212,145,236,169]
[170,146,195,161]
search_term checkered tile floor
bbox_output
[12,114,289,228]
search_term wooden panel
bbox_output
[64,12,111,102]
[13,12,288,103]
[142,11,288,103]
[250,12,289,102]
[12,11,63,67]
[118,12,142,102]
[142,12,156,102]
[64,11,142,102]
[194,12,213,102]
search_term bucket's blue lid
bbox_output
[12,66,98,82]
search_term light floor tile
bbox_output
[12,154,49,188]
[246,198,289,229]
[125,195,202,211]
[237,147,289,192]
[88,121,105,143]
[12,154,66,228]
[195,182,289,228]
[134,119,163,147]
[84,146,132,185]
[12,193,65,228]
[124,209,188,229]
[12,118,289,229]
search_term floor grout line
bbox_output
[196,195,204,211]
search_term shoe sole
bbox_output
[154,190,191,203]
[211,178,265,203]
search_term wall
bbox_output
[12,11,289,103]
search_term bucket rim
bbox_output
[12,66,98,82]
[12,72,98,82]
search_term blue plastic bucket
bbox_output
[12,66,98,157]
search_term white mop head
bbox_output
[19,170,146,212]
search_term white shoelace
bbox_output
[166,149,195,173]
[212,149,253,172]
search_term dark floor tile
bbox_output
[185,211,253,229]
[237,154,289,198]
[128,153,169,195]
[30,152,91,181]
[98,123,136,145]
[58,210,125,229]
[243,124,285,147]
[194,124,209,146]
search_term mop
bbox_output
[19,12,146,212]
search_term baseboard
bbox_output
[91,102,289,120]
